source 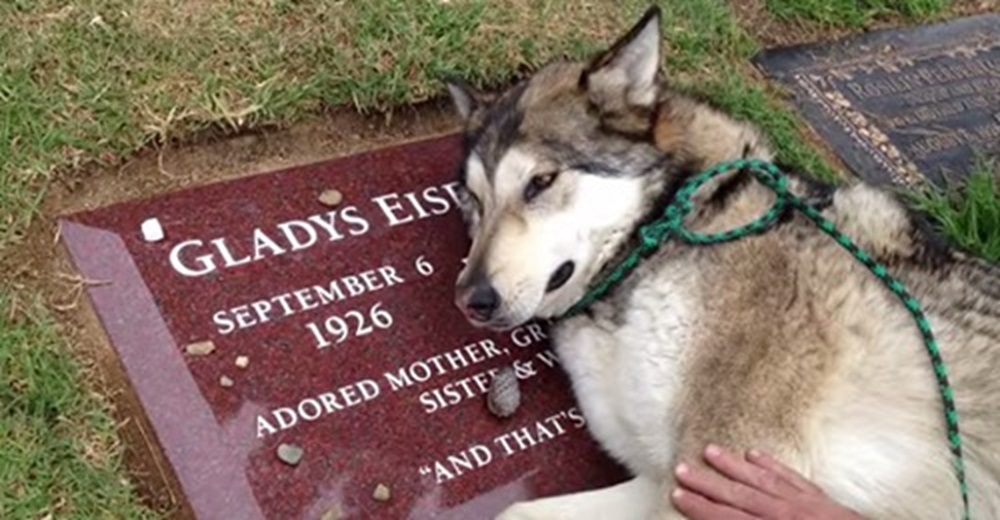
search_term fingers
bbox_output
[702,444,800,498]
[671,487,760,520]
[746,449,821,493]
[675,462,785,518]
[673,446,856,520]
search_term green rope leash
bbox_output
[563,158,970,519]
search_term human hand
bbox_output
[671,445,864,519]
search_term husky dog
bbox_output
[446,6,1000,520]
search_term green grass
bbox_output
[0,0,810,249]
[0,295,155,519]
[910,161,1000,262]
[766,0,949,27]
[0,1,995,518]
[0,0,623,246]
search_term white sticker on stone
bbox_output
[141,218,165,242]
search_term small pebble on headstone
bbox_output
[320,505,343,520]
[372,483,391,502]
[487,366,521,418]
[235,355,249,369]
[185,340,215,356]
[219,375,234,388]
[140,217,165,242]
[277,443,303,466]
[318,189,343,207]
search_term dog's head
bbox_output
[449,7,673,329]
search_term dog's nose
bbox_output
[465,283,499,322]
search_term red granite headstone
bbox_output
[60,134,628,520]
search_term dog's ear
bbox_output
[445,78,484,120]
[582,6,662,110]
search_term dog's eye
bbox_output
[524,172,558,202]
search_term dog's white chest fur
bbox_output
[552,271,694,477]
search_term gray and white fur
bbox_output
[448,6,1000,519]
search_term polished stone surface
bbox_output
[755,14,1000,187]
[61,134,628,520]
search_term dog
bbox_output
[446,6,1000,519]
